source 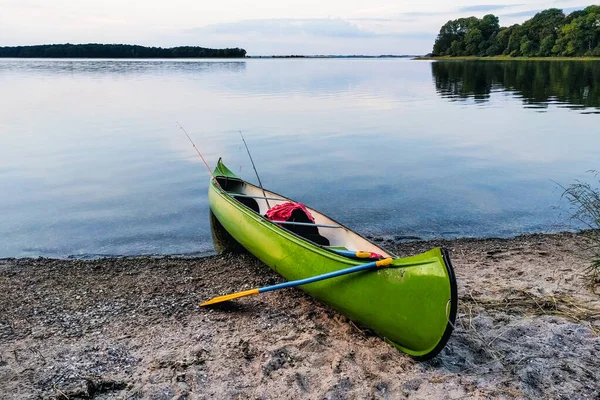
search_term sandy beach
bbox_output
[1,232,599,399]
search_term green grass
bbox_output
[414,55,600,61]
[562,171,600,288]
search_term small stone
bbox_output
[402,378,423,392]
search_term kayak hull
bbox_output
[208,159,457,360]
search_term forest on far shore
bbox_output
[0,44,247,58]
[432,6,600,57]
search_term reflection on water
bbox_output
[209,210,246,254]
[0,58,598,258]
[0,59,246,76]
[432,61,600,112]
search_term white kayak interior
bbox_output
[217,176,393,258]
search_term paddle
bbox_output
[329,249,384,259]
[200,257,394,306]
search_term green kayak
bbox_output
[208,158,457,360]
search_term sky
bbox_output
[0,0,588,55]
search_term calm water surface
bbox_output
[1,58,598,258]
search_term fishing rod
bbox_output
[239,131,270,208]
[177,122,220,187]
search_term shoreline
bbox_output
[414,55,600,61]
[1,231,599,398]
[0,230,585,262]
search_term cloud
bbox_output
[189,18,435,40]
[346,17,396,22]
[190,19,376,39]
[399,11,448,17]
[501,9,541,17]
[459,5,516,12]
[347,12,451,24]
[180,18,437,55]
[563,6,585,14]
[501,5,584,19]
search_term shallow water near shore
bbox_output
[1,58,598,258]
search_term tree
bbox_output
[430,6,600,57]
[0,44,247,58]
[520,37,536,57]
[465,27,485,55]
[540,36,556,56]
[432,15,500,56]
[506,25,525,56]
[480,14,500,39]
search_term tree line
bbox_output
[0,44,247,58]
[432,6,600,57]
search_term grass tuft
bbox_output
[561,171,600,287]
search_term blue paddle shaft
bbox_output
[258,260,380,293]
[330,249,361,257]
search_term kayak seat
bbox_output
[284,208,330,246]
[233,196,260,213]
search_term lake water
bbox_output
[1,58,598,258]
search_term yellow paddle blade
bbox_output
[376,258,393,267]
[200,288,260,306]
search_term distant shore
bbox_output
[414,55,600,61]
[248,55,417,59]
[0,44,247,58]
[1,232,598,398]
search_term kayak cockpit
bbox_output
[213,176,393,257]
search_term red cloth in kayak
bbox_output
[266,202,315,222]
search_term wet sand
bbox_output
[1,232,599,399]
